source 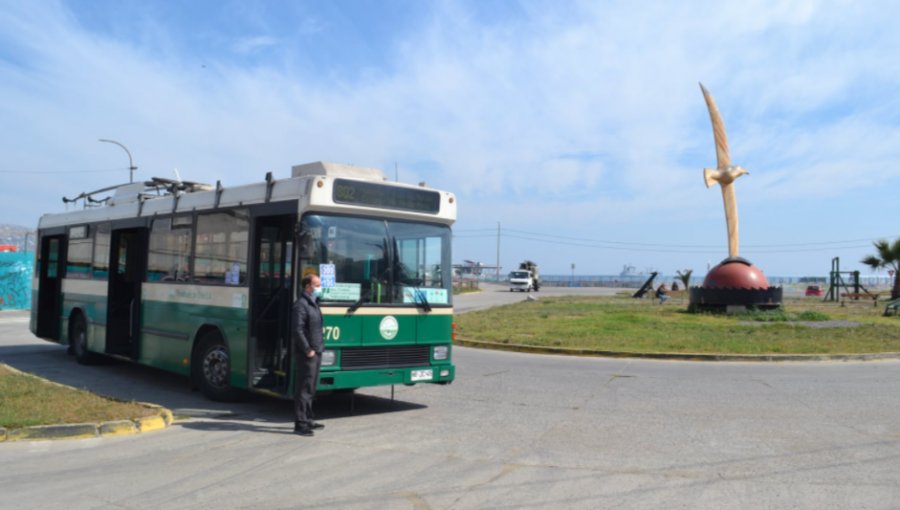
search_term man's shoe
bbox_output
[310,422,325,430]
[293,426,314,437]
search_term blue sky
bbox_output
[2,0,900,278]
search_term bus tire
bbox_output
[194,331,240,402]
[71,315,99,365]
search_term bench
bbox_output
[840,292,880,307]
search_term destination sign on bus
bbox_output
[333,179,440,214]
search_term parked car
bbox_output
[805,285,823,297]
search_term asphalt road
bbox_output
[3,289,900,509]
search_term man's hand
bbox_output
[307,349,316,358]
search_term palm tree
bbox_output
[861,239,900,300]
[676,269,693,290]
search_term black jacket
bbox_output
[293,292,324,354]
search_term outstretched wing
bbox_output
[699,83,730,170]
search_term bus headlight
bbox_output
[433,345,449,360]
[321,350,336,366]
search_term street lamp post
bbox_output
[98,139,137,183]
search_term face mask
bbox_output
[312,287,323,299]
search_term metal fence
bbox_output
[0,252,33,310]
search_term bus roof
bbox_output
[38,161,457,229]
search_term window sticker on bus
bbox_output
[321,282,361,302]
[401,287,448,305]
[327,226,337,238]
[319,263,336,287]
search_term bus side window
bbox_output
[148,216,192,283]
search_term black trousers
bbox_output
[294,352,322,426]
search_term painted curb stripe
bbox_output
[137,415,167,432]
[99,420,138,436]
[454,339,900,362]
[0,407,174,442]
[7,423,98,441]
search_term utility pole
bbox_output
[496,222,501,282]
[99,139,137,183]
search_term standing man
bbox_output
[293,273,325,436]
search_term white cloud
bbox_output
[231,35,277,55]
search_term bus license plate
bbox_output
[411,369,433,381]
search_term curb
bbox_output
[454,338,900,363]
[0,405,174,443]
[0,365,175,443]
[0,402,173,443]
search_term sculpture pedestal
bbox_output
[689,257,782,312]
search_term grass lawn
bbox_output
[0,363,158,429]
[454,294,900,355]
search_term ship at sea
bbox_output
[619,264,656,278]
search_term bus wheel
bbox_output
[71,316,98,365]
[195,332,239,402]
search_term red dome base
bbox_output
[702,257,770,289]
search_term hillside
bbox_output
[0,224,36,251]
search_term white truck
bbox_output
[508,270,534,292]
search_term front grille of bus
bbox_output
[340,345,430,370]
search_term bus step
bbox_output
[252,370,277,388]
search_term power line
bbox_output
[460,226,899,250]
[505,228,718,248]
[500,232,872,255]
[0,169,125,174]
[453,228,498,233]
[501,232,872,255]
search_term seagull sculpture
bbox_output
[700,82,748,258]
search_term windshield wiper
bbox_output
[411,287,432,313]
[346,289,371,314]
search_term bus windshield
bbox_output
[298,214,452,306]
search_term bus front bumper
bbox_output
[318,364,455,390]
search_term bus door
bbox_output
[35,234,65,340]
[106,228,147,358]
[250,215,295,392]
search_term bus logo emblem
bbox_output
[380,316,399,340]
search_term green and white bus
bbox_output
[30,162,457,400]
